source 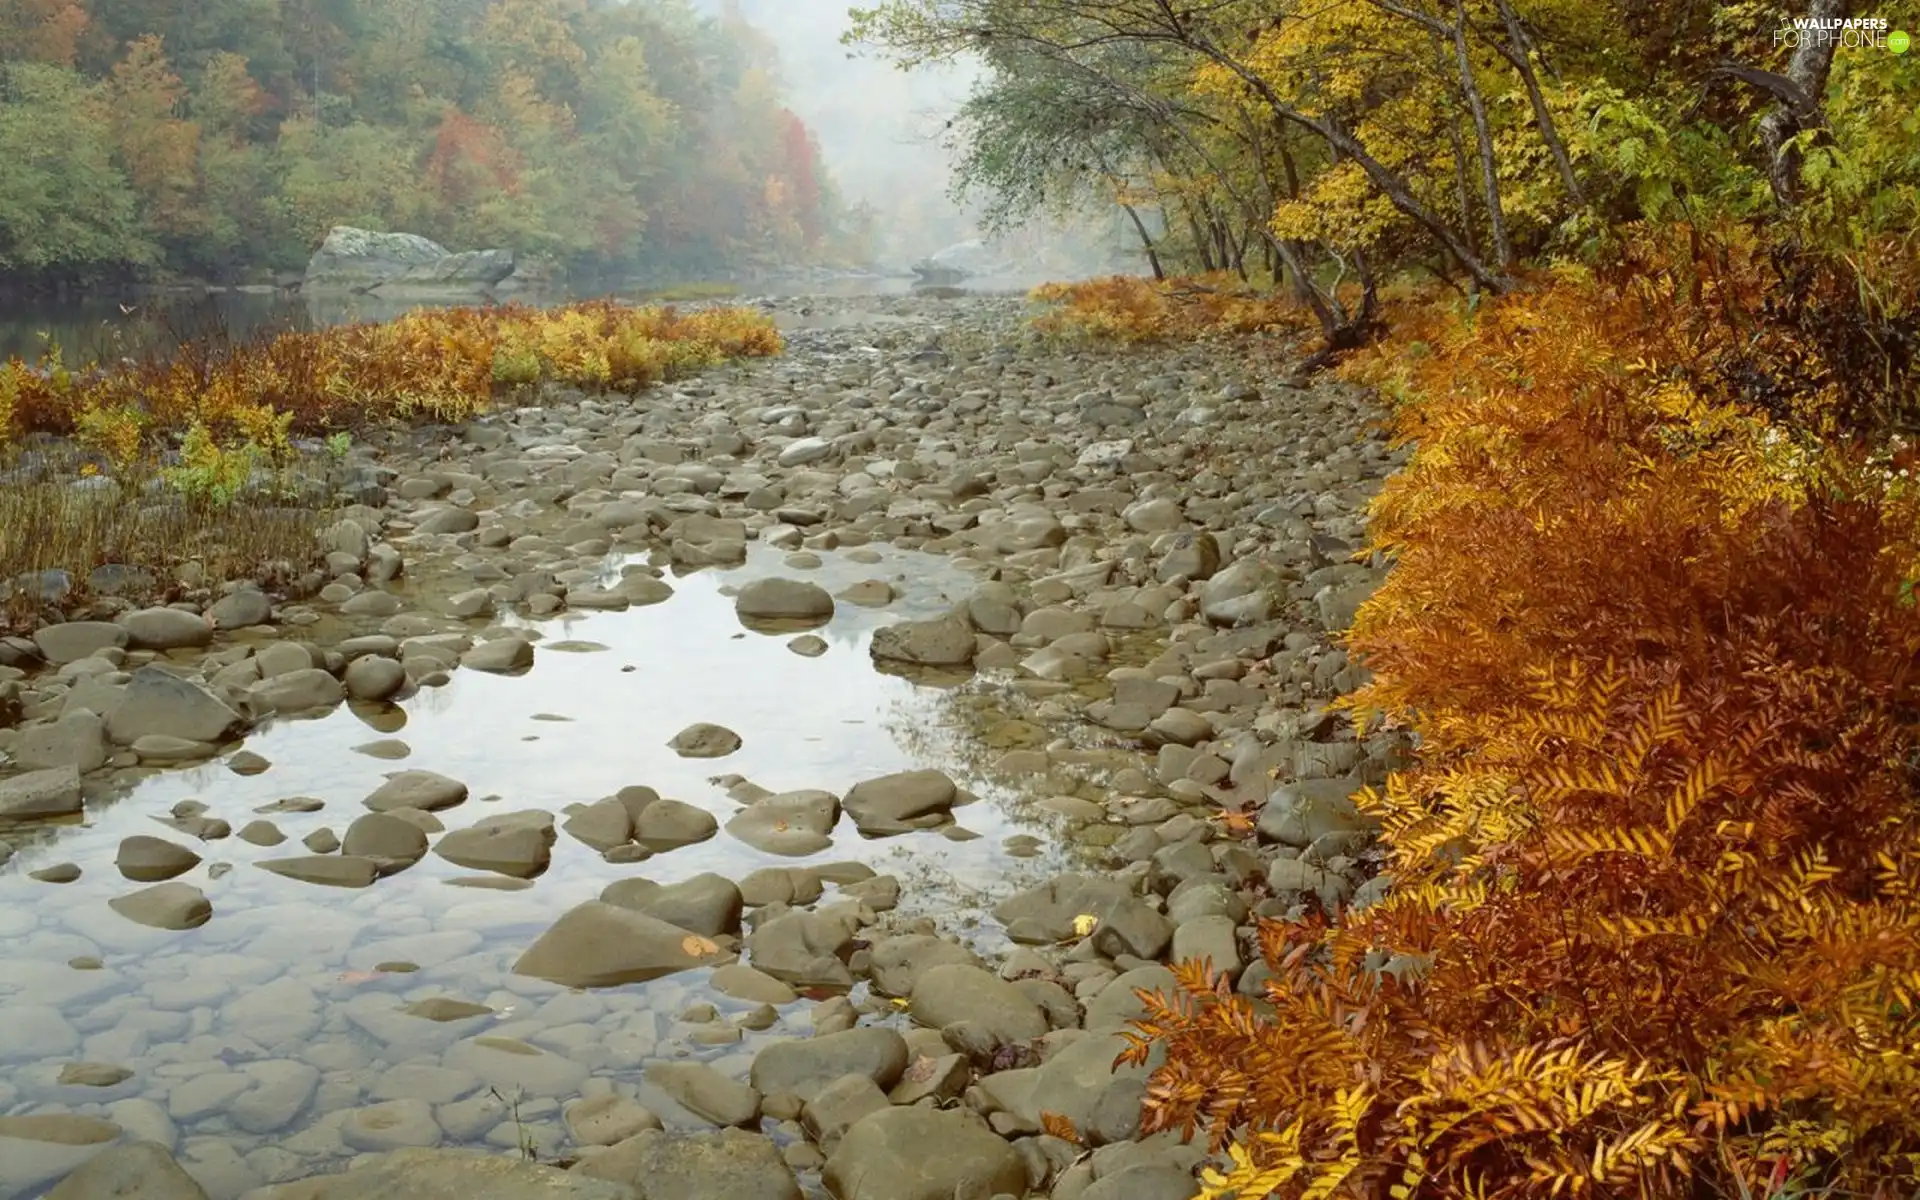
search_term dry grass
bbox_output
[0,443,328,632]
[0,299,783,633]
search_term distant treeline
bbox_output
[0,0,878,288]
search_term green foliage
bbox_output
[163,419,257,506]
[7,0,875,285]
[491,346,542,387]
[0,62,156,277]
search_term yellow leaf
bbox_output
[681,935,720,957]
[1072,913,1098,937]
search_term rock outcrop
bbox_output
[302,227,518,296]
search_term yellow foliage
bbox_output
[0,301,782,470]
[1029,274,1307,344]
[1271,160,1401,249]
[0,362,17,437]
[73,400,146,470]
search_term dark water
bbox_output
[0,273,1040,366]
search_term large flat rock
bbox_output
[241,1147,635,1198]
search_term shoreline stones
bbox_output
[513,901,724,987]
[113,834,201,882]
[107,882,212,929]
[733,577,835,627]
[668,722,742,759]
[0,292,1408,1200]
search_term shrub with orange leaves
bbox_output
[1125,225,1920,1199]
[1029,273,1308,344]
[0,300,782,463]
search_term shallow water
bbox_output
[0,546,1092,1198]
[0,275,1042,364]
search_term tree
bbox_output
[0,63,154,277]
[191,49,266,141]
[100,35,202,240]
[0,0,90,66]
[4,0,872,285]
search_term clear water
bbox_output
[0,546,1093,1198]
[0,275,1045,365]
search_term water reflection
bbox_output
[0,274,1045,364]
[0,547,1087,1197]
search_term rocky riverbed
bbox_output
[0,292,1407,1200]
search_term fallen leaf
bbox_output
[681,934,720,957]
[1041,1110,1085,1145]
[1212,809,1258,836]
[1071,913,1098,937]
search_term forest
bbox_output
[0,0,876,287]
[853,0,1920,1196]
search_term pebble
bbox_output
[0,293,1402,1198]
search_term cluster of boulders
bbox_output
[301,227,530,298]
[0,292,1412,1198]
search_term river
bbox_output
[0,275,1041,366]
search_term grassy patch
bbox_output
[0,443,328,631]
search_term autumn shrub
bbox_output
[0,301,779,625]
[0,301,782,457]
[0,362,17,436]
[1126,226,1920,1198]
[1029,273,1309,343]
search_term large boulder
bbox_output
[869,616,975,668]
[733,578,834,627]
[513,901,720,988]
[105,666,243,746]
[0,765,83,819]
[244,1147,634,1199]
[571,1129,799,1200]
[0,1114,125,1198]
[821,1106,1026,1200]
[46,1140,209,1200]
[303,227,514,295]
[908,239,1011,283]
[842,769,956,836]
[749,1027,908,1101]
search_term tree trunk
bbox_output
[1758,0,1847,207]
[1490,0,1585,205]
[1451,0,1513,270]
[1122,204,1165,280]
[1193,37,1513,291]
[1264,232,1339,340]
[1429,28,1483,271]
[1273,143,1324,307]
[1182,200,1215,272]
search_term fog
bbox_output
[689,0,1132,277]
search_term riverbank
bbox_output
[0,291,1401,1199]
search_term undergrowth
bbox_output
[1028,273,1311,344]
[0,300,780,627]
[1119,224,1920,1198]
[0,299,781,467]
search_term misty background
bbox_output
[693,0,1134,279]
